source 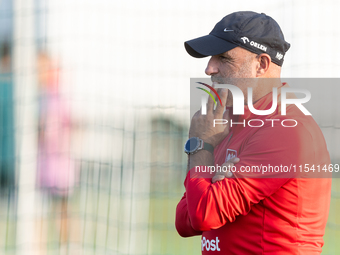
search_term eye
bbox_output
[219,55,231,63]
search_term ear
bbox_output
[255,54,271,77]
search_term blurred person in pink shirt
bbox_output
[36,52,76,246]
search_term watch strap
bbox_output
[202,141,214,154]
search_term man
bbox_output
[176,11,331,254]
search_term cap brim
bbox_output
[184,34,238,58]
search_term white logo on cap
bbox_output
[276,52,283,60]
[250,41,267,52]
[241,37,249,43]
[224,28,234,32]
[240,37,267,52]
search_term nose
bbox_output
[205,56,219,76]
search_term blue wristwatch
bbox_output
[184,137,214,155]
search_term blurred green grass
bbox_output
[0,179,339,254]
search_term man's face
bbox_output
[205,47,258,106]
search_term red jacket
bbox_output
[176,87,332,254]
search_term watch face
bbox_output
[185,137,199,153]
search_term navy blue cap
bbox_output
[185,11,290,66]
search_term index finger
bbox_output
[215,88,228,116]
